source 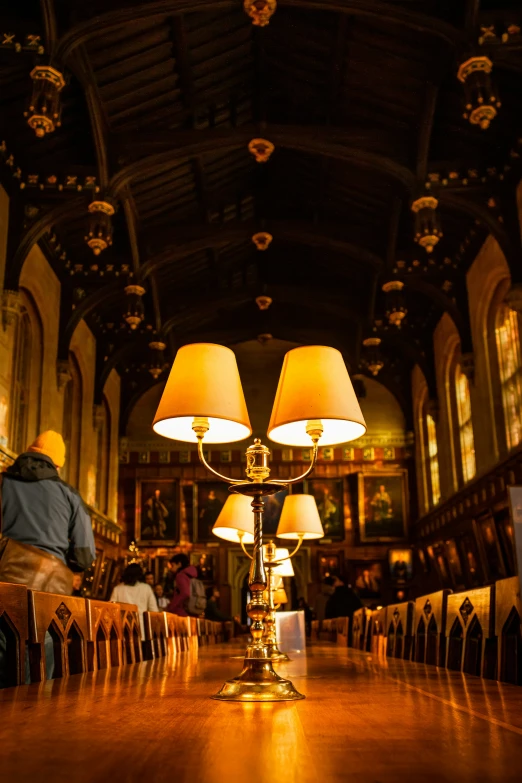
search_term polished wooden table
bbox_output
[2,642,522,782]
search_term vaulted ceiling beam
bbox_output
[54,0,459,66]
[109,125,415,195]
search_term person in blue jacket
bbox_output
[0,430,96,686]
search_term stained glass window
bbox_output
[455,366,476,482]
[495,305,522,450]
[426,413,441,506]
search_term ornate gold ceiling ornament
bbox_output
[24,66,65,137]
[148,341,167,380]
[248,138,275,163]
[85,200,115,255]
[457,56,501,130]
[362,337,384,377]
[252,231,273,251]
[411,195,442,254]
[123,284,145,330]
[255,294,273,311]
[244,0,277,26]
[382,280,407,327]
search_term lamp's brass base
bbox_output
[212,656,304,701]
[265,641,291,662]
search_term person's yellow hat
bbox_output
[27,430,66,468]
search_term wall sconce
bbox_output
[24,66,65,138]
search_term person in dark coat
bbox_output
[0,431,95,686]
[1,431,95,571]
[325,574,362,620]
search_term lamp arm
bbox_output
[238,533,254,561]
[272,534,304,563]
[196,437,244,485]
[268,443,319,485]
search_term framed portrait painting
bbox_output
[263,487,288,538]
[136,479,179,544]
[358,471,407,542]
[305,479,344,540]
[194,482,229,542]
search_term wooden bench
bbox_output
[370,607,387,657]
[445,586,496,678]
[386,601,415,660]
[320,619,337,642]
[352,607,372,651]
[165,613,189,653]
[336,617,349,647]
[28,591,89,682]
[414,590,452,667]
[0,582,29,687]
[495,576,522,684]
[143,611,168,660]
[86,600,123,671]
[118,602,142,664]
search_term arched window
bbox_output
[95,397,111,515]
[426,413,441,506]
[495,304,522,451]
[10,289,43,454]
[455,365,476,482]
[414,376,441,512]
[62,352,82,487]
[11,309,32,454]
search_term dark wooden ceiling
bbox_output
[1,1,522,429]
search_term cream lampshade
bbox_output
[276,494,324,540]
[153,343,252,443]
[212,494,255,544]
[272,549,295,577]
[273,586,288,605]
[267,345,366,446]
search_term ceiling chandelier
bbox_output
[85,201,115,256]
[243,0,277,26]
[382,280,407,327]
[457,56,501,130]
[24,66,65,138]
[411,196,442,254]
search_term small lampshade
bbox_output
[272,548,295,577]
[268,345,366,446]
[212,494,255,544]
[153,343,252,443]
[276,494,324,540]
[274,587,288,605]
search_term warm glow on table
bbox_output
[153,343,252,443]
[212,494,255,543]
[268,345,366,446]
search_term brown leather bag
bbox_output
[0,474,74,595]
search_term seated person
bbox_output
[154,583,169,609]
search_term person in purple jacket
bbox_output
[166,553,198,616]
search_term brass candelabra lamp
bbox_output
[152,342,366,701]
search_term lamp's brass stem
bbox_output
[263,564,291,662]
